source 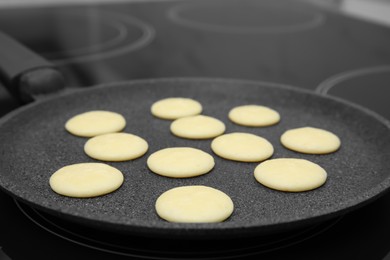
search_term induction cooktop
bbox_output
[0,0,390,259]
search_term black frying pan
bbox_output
[1,33,390,239]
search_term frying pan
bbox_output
[1,32,390,239]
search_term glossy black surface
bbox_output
[0,0,389,90]
[1,188,390,260]
[0,0,390,259]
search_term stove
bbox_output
[1,0,390,259]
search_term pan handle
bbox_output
[0,31,65,103]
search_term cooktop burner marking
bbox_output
[167,1,325,34]
[316,66,390,95]
[42,13,128,59]
[50,10,155,65]
[14,199,342,259]
[315,66,390,122]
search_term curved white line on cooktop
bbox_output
[316,66,390,95]
[167,1,326,34]
[52,11,155,65]
[43,14,128,58]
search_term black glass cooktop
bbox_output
[0,0,390,259]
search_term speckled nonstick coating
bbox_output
[1,78,390,239]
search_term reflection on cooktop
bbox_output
[167,0,325,33]
[51,10,155,64]
[0,9,155,65]
[39,11,129,60]
[316,66,390,120]
[15,199,341,259]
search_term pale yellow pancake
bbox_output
[65,110,126,137]
[49,163,124,198]
[211,132,274,162]
[84,133,148,161]
[155,185,234,223]
[170,115,225,139]
[229,105,280,127]
[147,147,215,178]
[151,97,202,120]
[254,158,327,192]
[281,126,341,154]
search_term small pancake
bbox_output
[49,163,124,198]
[155,185,234,223]
[211,132,274,162]
[229,105,280,127]
[151,97,202,120]
[84,133,148,161]
[170,115,226,139]
[65,110,126,137]
[280,126,341,154]
[147,147,215,178]
[254,158,327,192]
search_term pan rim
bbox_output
[1,77,390,237]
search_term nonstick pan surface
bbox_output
[1,78,390,238]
